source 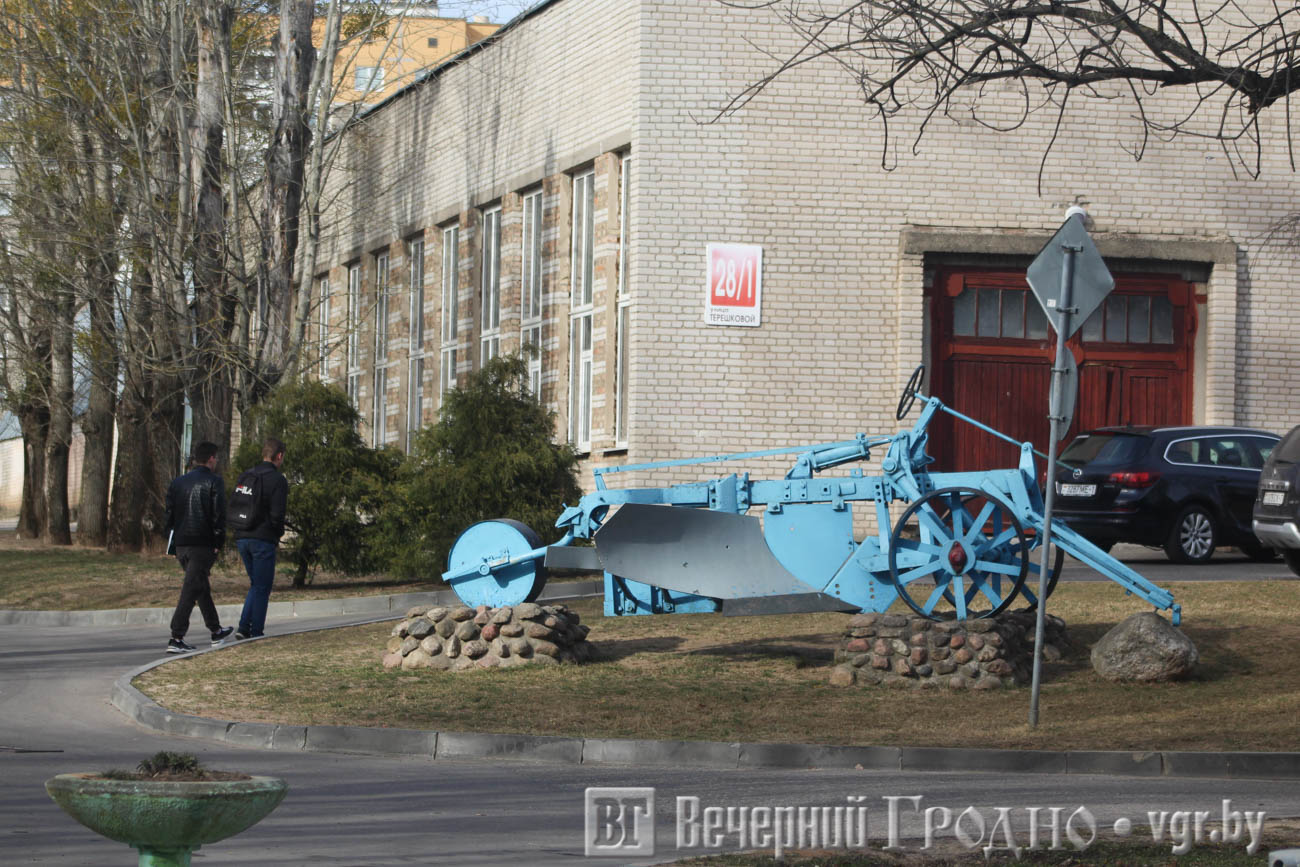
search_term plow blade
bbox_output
[595,504,822,599]
[721,594,859,616]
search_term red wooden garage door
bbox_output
[927,268,1195,473]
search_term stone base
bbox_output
[382,602,594,672]
[829,610,1070,690]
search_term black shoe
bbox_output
[167,638,197,654]
[233,632,250,641]
[211,626,234,645]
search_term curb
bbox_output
[106,614,1300,781]
[0,579,604,628]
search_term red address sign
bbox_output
[705,243,763,327]
[709,244,760,306]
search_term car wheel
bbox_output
[1282,549,1300,578]
[1239,542,1277,562]
[1164,505,1216,564]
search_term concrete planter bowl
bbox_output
[45,773,287,867]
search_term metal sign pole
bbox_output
[1028,237,1078,728]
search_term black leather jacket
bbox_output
[164,466,226,549]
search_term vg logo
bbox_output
[584,787,655,857]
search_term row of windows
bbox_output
[318,154,632,455]
[952,286,1176,345]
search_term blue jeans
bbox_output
[236,538,278,637]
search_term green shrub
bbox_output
[380,355,582,579]
[231,380,399,586]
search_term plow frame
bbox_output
[442,384,1181,624]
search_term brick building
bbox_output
[311,0,1300,491]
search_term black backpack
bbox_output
[226,468,264,532]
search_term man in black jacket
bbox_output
[163,441,234,653]
[233,437,289,640]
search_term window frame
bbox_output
[568,169,595,450]
[613,154,631,447]
[406,236,426,452]
[346,263,362,411]
[440,224,459,402]
[480,205,502,366]
[521,188,544,397]
[318,275,332,382]
[372,251,391,448]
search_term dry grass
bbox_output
[0,531,437,610]
[136,581,1300,752]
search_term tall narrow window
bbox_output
[346,264,361,410]
[520,188,544,397]
[372,251,390,447]
[480,206,501,365]
[569,170,595,449]
[614,155,631,446]
[318,276,332,381]
[440,224,459,400]
[406,237,426,453]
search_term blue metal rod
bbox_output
[927,398,1073,472]
[594,437,894,477]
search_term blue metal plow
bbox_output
[442,366,1180,625]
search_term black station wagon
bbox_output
[1052,426,1280,564]
[1252,424,1300,577]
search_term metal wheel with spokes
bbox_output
[888,487,1028,620]
[1017,543,1066,611]
[1164,504,1216,564]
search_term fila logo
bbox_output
[235,484,254,496]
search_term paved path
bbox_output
[4,606,1300,865]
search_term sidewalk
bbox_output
[0,579,604,627]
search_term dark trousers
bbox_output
[170,546,221,639]
[236,538,277,637]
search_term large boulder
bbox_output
[1090,612,1198,682]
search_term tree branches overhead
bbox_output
[719,0,1300,174]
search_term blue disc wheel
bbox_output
[888,487,1028,620]
[446,519,548,607]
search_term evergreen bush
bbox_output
[381,355,582,579]
[231,380,399,586]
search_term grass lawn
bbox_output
[135,580,1300,752]
[0,531,437,610]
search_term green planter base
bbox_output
[45,773,288,867]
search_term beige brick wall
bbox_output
[309,0,1300,497]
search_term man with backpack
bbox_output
[164,441,235,653]
[228,437,289,640]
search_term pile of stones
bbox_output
[383,602,594,671]
[829,610,1070,690]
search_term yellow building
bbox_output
[326,8,500,105]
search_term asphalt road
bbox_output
[1057,543,1298,582]
[3,601,1300,866]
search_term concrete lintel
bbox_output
[901,226,1237,266]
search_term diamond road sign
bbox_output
[1026,216,1113,339]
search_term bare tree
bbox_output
[719,0,1300,179]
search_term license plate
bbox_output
[1057,483,1096,497]
[1264,491,1286,506]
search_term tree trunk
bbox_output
[106,394,150,553]
[188,0,236,465]
[77,269,119,548]
[260,0,315,384]
[43,300,74,546]
[16,404,49,540]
